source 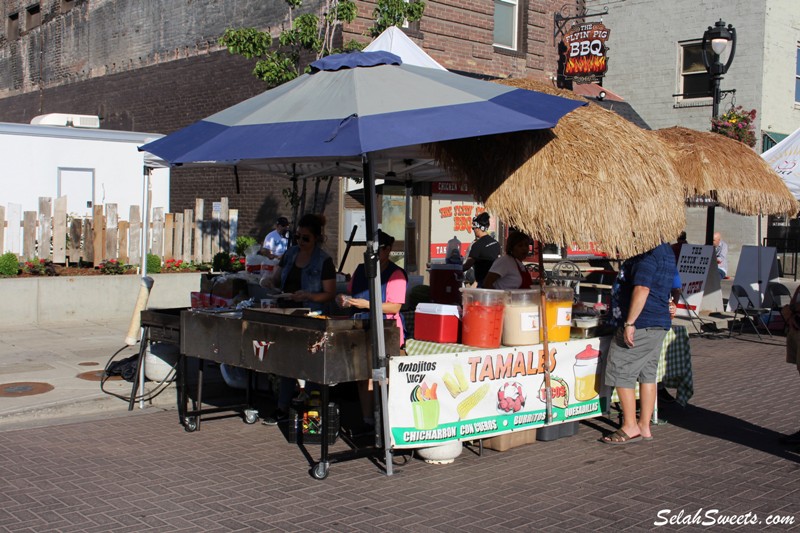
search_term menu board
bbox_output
[387,339,603,449]
[675,244,715,317]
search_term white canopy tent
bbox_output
[364,26,446,70]
[763,126,800,199]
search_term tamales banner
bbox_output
[388,339,604,448]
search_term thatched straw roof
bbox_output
[427,78,686,259]
[653,126,798,217]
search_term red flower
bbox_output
[239,258,245,264]
[39,259,46,264]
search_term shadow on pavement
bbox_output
[659,401,800,464]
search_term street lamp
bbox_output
[701,19,736,118]
[701,19,736,245]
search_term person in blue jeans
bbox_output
[260,213,336,425]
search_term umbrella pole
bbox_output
[537,243,553,424]
[290,168,299,244]
[362,153,393,476]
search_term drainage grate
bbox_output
[0,382,54,397]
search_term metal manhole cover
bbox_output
[0,382,54,397]
[77,370,121,382]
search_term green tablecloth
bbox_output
[405,339,478,356]
[405,325,694,407]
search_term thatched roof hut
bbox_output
[428,78,686,259]
[653,126,798,217]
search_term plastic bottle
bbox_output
[446,236,462,265]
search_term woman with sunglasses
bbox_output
[265,213,337,311]
[338,230,408,431]
[261,213,336,425]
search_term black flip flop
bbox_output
[600,429,642,445]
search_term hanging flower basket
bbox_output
[711,106,757,147]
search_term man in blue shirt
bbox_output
[603,243,674,444]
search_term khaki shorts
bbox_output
[604,327,669,388]
[787,328,800,375]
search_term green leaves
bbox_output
[369,0,426,37]
[218,28,272,59]
[253,52,298,87]
[280,13,322,51]
[222,0,426,87]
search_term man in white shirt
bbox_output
[260,216,290,259]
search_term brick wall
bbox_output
[348,0,564,81]
[0,0,569,257]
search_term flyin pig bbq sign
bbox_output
[563,22,610,82]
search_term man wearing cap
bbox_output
[260,217,290,260]
[463,212,500,287]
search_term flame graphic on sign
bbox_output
[565,55,608,76]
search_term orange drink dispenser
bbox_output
[461,288,507,348]
[542,286,574,342]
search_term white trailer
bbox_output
[0,116,168,254]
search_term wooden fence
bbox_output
[0,197,239,265]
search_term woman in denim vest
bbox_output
[261,213,336,424]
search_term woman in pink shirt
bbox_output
[338,230,407,431]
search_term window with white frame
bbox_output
[494,0,519,50]
[679,41,712,99]
[795,44,800,103]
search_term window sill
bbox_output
[493,45,525,59]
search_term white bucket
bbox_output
[144,342,180,382]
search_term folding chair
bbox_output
[765,283,792,331]
[728,284,773,340]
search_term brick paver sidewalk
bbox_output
[0,331,798,532]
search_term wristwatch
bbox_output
[623,322,636,328]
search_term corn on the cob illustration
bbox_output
[457,383,489,420]
[442,372,461,398]
[454,364,468,392]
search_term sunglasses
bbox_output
[299,234,313,243]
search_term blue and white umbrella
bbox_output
[141,51,583,475]
[142,51,582,179]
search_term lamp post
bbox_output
[701,19,736,244]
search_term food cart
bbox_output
[177,307,400,479]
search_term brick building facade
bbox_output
[0,0,566,256]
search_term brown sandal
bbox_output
[601,429,642,445]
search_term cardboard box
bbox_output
[414,303,460,343]
[482,428,538,452]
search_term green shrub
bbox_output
[0,252,19,276]
[212,252,232,272]
[22,258,47,275]
[146,253,162,274]
[98,259,130,275]
[235,235,258,256]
